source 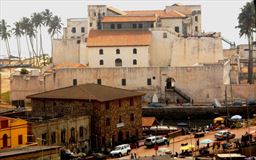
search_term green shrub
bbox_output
[20,68,29,74]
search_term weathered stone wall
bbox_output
[226,84,256,99]
[11,64,227,103]
[93,96,142,146]
[31,99,94,117]
[170,37,224,66]
[10,75,44,101]
[52,39,81,65]
[31,116,90,151]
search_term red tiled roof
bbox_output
[126,10,186,18]
[87,30,151,47]
[101,15,157,23]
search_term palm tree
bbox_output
[27,21,40,67]
[0,19,11,64]
[20,17,33,65]
[31,12,44,56]
[12,22,24,63]
[48,15,62,57]
[236,1,256,84]
[42,9,53,27]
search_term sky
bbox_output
[0,0,252,58]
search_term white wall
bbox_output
[52,39,80,65]
[170,37,224,66]
[160,18,183,33]
[87,46,150,68]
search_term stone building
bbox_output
[30,116,90,152]
[27,83,144,148]
[63,18,88,39]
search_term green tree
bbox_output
[0,19,11,63]
[31,12,44,56]
[48,15,62,57]
[12,22,24,63]
[42,9,53,66]
[236,1,256,84]
[20,17,33,65]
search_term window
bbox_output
[18,135,23,145]
[175,26,179,33]
[133,59,137,65]
[79,126,84,138]
[99,60,104,65]
[70,128,75,143]
[132,24,137,28]
[133,48,137,54]
[119,116,122,123]
[110,24,115,29]
[61,129,66,144]
[97,79,102,85]
[195,26,198,32]
[130,113,134,121]
[195,16,198,22]
[121,79,126,86]
[115,58,122,67]
[94,12,96,16]
[1,120,8,128]
[106,102,110,110]
[77,40,81,44]
[90,23,93,27]
[130,98,134,106]
[117,24,122,29]
[71,27,76,33]
[99,49,103,55]
[81,27,85,33]
[138,24,143,28]
[150,23,154,28]
[73,79,77,86]
[42,133,47,145]
[106,118,110,126]
[51,132,56,144]
[116,49,120,54]
[147,78,152,86]
[153,76,156,80]
[163,32,167,38]
[102,12,105,16]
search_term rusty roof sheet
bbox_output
[87,30,151,47]
[101,15,157,23]
[142,117,157,127]
[27,83,144,102]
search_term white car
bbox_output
[110,144,131,157]
[144,136,167,147]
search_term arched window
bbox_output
[115,58,122,66]
[133,48,137,54]
[61,129,66,144]
[116,49,120,54]
[99,49,103,55]
[99,60,104,65]
[70,127,75,143]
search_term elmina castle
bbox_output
[11,4,253,106]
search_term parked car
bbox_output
[110,144,131,157]
[144,136,167,147]
[214,130,235,140]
